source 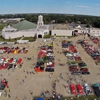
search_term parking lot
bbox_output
[0,36,100,100]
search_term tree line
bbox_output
[0,14,100,28]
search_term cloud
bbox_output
[95,4,100,6]
[76,5,90,8]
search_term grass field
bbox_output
[22,37,36,42]
[0,36,21,42]
[0,36,36,42]
[51,35,75,38]
[34,95,99,100]
[0,24,7,31]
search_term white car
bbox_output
[0,42,4,44]
[84,83,91,95]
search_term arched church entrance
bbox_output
[38,34,42,38]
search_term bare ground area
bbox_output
[0,36,100,100]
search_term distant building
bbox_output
[2,15,49,39]
[2,15,100,39]
[0,18,24,24]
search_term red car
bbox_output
[80,68,88,72]
[76,84,83,94]
[70,83,76,94]
[69,67,78,72]
[74,57,82,61]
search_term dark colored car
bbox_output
[45,67,54,72]
[14,42,17,44]
[78,62,87,67]
[8,64,13,70]
[70,68,78,72]
[71,71,81,75]
[3,42,7,45]
[81,72,90,75]
[0,82,5,90]
[77,40,82,43]
[92,84,100,97]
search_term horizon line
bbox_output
[0,12,100,17]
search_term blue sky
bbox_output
[0,0,100,16]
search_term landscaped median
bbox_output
[22,36,36,42]
[0,36,21,42]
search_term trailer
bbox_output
[17,40,29,44]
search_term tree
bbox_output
[86,24,90,28]
[9,36,11,41]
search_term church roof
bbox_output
[12,20,37,31]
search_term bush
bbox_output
[43,34,51,38]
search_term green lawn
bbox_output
[51,36,75,38]
[0,24,7,31]
[0,36,21,42]
[22,37,36,42]
[33,95,99,100]
[68,36,75,38]
[43,34,51,38]
[0,36,36,42]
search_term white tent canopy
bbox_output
[17,40,29,44]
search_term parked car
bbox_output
[77,40,82,43]
[92,83,100,97]
[84,83,91,95]
[71,71,81,75]
[69,65,77,68]
[0,82,5,90]
[68,61,77,66]
[76,84,84,95]
[2,42,7,45]
[80,68,88,72]
[70,68,78,72]
[78,62,87,67]
[14,42,17,44]
[70,83,76,95]
[8,64,13,70]
[81,72,90,75]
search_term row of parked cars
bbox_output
[70,83,91,95]
[62,40,90,75]
[78,40,100,65]
[68,61,90,75]
[90,37,100,47]
[0,57,22,70]
[0,46,28,54]
[35,43,55,72]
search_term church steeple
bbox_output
[37,15,44,26]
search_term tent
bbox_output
[36,97,44,100]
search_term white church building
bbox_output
[2,15,49,39]
[2,15,100,39]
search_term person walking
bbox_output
[49,75,51,78]
[22,80,25,84]
[8,94,11,98]
[4,90,7,97]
